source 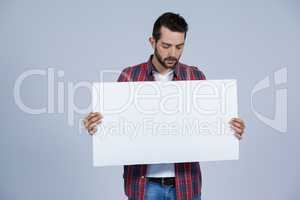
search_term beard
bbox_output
[154,47,179,69]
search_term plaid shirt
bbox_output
[117,55,206,200]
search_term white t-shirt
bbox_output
[146,69,175,177]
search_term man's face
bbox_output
[152,26,185,69]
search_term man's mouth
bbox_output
[166,59,177,64]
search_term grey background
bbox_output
[1,0,299,199]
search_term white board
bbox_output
[92,80,239,166]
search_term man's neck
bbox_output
[151,55,173,75]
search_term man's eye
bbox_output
[163,45,170,49]
[176,46,183,50]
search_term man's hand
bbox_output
[229,117,245,140]
[83,112,103,135]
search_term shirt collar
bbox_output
[146,55,180,77]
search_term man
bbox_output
[83,12,245,200]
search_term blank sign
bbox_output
[92,80,239,166]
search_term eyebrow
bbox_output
[162,42,185,47]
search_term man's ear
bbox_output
[149,37,156,49]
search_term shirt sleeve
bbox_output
[117,67,132,82]
[192,66,206,80]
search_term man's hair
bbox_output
[152,12,188,41]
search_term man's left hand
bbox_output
[229,118,246,140]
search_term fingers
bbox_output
[231,121,244,140]
[85,115,102,129]
[230,118,245,129]
[231,117,243,123]
[87,112,102,121]
[229,117,245,140]
[84,112,102,126]
[83,112,103,135]
[231,121,244,129]
[231,125,243,135]
[88,121,101,135]
[229,118,245,131]
[86,120,102,135]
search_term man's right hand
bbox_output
[83,112,103,135]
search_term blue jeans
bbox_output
[129,181,201,200]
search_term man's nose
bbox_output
[169,47,176,57]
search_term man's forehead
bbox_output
[159,26,185,45]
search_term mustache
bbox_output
[164,57,178,62]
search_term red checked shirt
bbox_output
[117,55,206,200]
